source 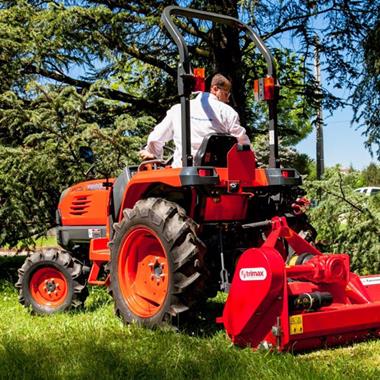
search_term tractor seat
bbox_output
[193,133,237,167]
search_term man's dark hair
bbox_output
[205,73,232,91]
[210,73,231,89]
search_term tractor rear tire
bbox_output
[109,198,206,327]
[16,249,88,314]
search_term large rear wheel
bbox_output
[16,249,88,314]
[109,198,206,327]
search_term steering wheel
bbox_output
[138,145,175,171]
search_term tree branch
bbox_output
[23,65,160,109]
[262,6,338,40]
[118,43,176,76]
[88,0,156,16]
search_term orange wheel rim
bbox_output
[118,226,169,318]
[30,267,68,307]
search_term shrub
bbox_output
[304,167,380,274]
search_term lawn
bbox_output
[0,235,57,253]
[0,256,379,380]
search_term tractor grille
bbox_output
[69,196,91,216]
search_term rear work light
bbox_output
[194,68,206,92]
[254,76,276,101]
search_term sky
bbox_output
[292,13,379,171]
[296,106,377,170]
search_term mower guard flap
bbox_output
[222,246,285,348]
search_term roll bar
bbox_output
[161,6,279,168]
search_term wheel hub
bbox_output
[149,256,165,284]
[44,279,60,293]
[30,267,68,306]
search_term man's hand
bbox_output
[139,149,156,161]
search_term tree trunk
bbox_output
[207,0,247,127]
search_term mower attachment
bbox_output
[220,217,380,351]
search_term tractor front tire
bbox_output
[109,198,206,327]
[16,249,88,314]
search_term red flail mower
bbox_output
[17,6,380,352]
[221,216,380,351]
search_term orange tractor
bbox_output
[17,6,380,352]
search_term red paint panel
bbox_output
[203,194,248,221]
[227,144,256,184]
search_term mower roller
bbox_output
[17,6,380,351]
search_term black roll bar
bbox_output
[161,6,279,168]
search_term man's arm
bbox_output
[228,112,251,146]
[139,111,174,160]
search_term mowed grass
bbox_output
[0,256,379,380]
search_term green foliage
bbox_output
[253,134,314,176]
[84,286,112,312]
[1,0,379,247]
[352,16,380,159]
[304,167,380,274]
[1,0,378,133]
[0,273,380,379]
[360,163,380,186]
[246,49,314,145]
[0,84,154,247]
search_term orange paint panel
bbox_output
[59,179,114,226]
[89,237,110,262]
[129,167,182,186]
[253,169,269,186]
[118,168,183,218]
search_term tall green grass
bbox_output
[0,257,379,380]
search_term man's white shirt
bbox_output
[146,92,250,167]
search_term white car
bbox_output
[354,187,380,196]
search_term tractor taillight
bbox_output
[281,169,295,178]
[254,76,275,101]
[198,168,213,177]
[194,68,205,92]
